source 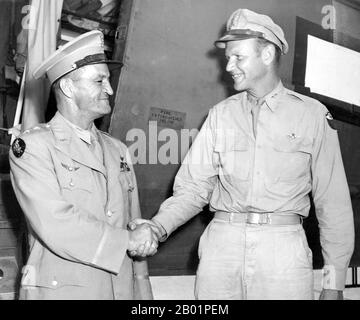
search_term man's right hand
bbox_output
[128,223,158,257]
[128,218,165,240]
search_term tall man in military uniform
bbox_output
[130,9,355,300]
[10,30,158,300]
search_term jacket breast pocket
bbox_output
[57,165,93,199]
[270,137,312,182]
[214,135,250,180]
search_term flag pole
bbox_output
[10,63,26,145]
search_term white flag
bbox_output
[21,0,63,131]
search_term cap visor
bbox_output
[214,34,260,48]
[50,60,123,85]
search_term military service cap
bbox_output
[33,30,122,84]
[215,8,289,54]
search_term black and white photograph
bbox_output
[0,0,359,308]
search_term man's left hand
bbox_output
[319,289,344,300]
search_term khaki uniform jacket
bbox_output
[10,112,153,300]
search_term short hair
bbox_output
[52,78,61,96]
[51,68,85,98]
[255,38,282,66]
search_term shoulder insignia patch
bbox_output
[326,112,333,120]
[325,112,336,130]
[12,138,26,158]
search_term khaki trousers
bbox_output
[195,218,314,300]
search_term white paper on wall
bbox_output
[305,35,360,106]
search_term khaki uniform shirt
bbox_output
[153,82,354,290]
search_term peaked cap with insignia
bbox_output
[215,8,289,54]
[33,30,123,85]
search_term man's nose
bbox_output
[103,79,114,96]
[226,57,234,73]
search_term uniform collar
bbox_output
[50,112,106,176]
[57,112,96,145]
[245,80,284,113]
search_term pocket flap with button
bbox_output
[214,133,250,180]
[269,136,312,182]
[274,136,312,154]
[215,135,249,152]
[58,169,92,192]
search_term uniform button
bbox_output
[68,167,74,172]
[106,210,113,217]
[52,280,58,286]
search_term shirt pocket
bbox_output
[214,134,250,180]
[270,136,312,182]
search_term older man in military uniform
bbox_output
[130,9,355,300]
[10,30,158,300]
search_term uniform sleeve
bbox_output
[152,108,219,238]
[311,105,355,290]
[125,148,154,299]
[10,134,129,274]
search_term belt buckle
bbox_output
[246,212,270,225]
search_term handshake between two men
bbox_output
[127,219,165,257]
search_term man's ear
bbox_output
[59,78,74,98]
[261,44,276,66]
